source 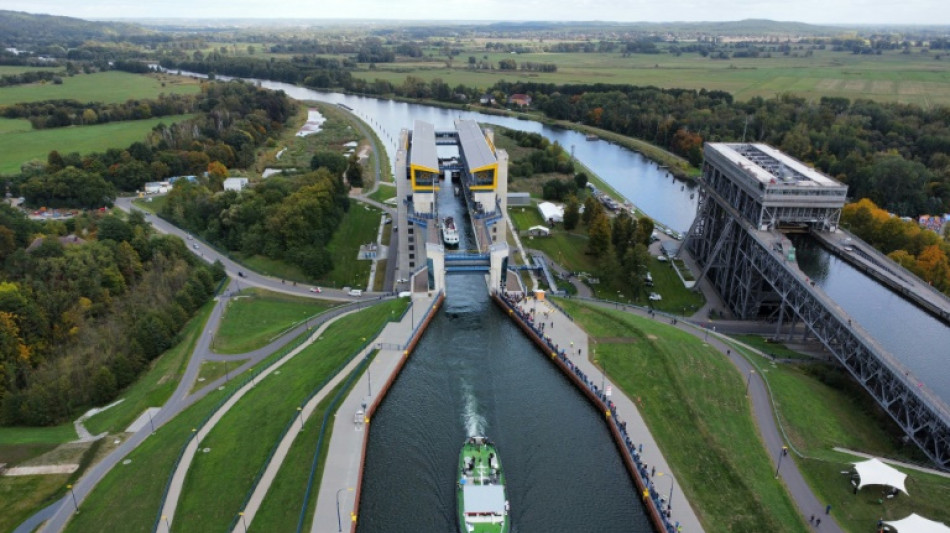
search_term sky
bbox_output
[4,0,950,26]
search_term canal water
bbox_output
[357,176,650,532]
[357,279,649,533]
[794,237,950,401]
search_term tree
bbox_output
[574,172,588,190]
[563,195,580,230]
[310,151,348,175]
[345,153,364,188]
[582,195,603,227]
[587,212,612,257]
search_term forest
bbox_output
[159,167,350,279]
[0,205,225,426]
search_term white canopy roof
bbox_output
[528,225,550,235]
[463,484,506,514]
[884,513,950,533]
[537,202,563,223]
[853,458,908,494]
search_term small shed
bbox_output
[507,192,531,207]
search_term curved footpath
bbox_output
[21,282,376,533]
[159,307,360,531]
[571,296,844,533]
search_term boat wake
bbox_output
[461,381,486,437]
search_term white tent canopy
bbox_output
[884,513,950,533]
[853,458,908,494]
[537,202,564,223]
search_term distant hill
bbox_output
[0,10,153,47]
[479,19,848,36]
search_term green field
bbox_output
[0,114,195,174]
[174,300,405,533]
[559,300,808,532]
[0,70,200,107]
[214,288,338,354]
[354,47,950,106]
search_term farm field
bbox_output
[0,114,194,174]
[0,70,200,106]
[354,48,950,106]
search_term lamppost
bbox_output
[67,484,79,511]
[745,369,756,396]
[147,409,156,434]
[162,514,170,532]
[297,406,304,430]
[238,511,247,532]
[337,487,354,532]
[774,445,788,478]
[655,472,674,510]
[225,359,230,382]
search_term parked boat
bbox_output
[442,217,460,247]
[457,436,509,533]
[585,133,599,141]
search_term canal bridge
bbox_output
[682,143,950,469]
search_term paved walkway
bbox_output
[512,295,705,533]
[310,293,437,533]
[160,310,361,531]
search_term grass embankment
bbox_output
[558,300,808,533]
[1,474,70,533]
[83,302,215,436]
[0,114,195,174]
[726,340,950,532]
[250,366,363,531]
[190,360,249,394]
[213,288,337,354]
[730,334,815,360]
[173,299,406,533]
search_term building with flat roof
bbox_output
[703,143,847,232]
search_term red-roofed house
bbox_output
[507,94,532,107]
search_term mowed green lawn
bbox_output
[214,288,338,354]
[558,300,808,532]
[0,114,195,174]
[174,300,405,533]
[0,70,200,106]
[355,47,950,106]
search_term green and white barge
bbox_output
[457,436,509,533]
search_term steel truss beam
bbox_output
[688,176,950,470]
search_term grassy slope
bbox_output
[250,375,353,532]
[1,474,70,533]
[174,300,405,533]
[559,299,808,533]
[321,201,382,288]
[0,114,195,174]
[213,288,337,354]
[83,302,215,436]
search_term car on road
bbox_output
[396,278,408,284]
[649,292,662,301]
[193,243,199,249]
[309,287,322,293]
[348,289,363,297]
